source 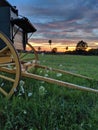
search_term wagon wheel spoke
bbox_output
[0,32,21,98]
[0,74,15,82]
[0,87,8,96]
[27,43,38,62]
[21,57,37,62]
[19,52,27,59]
[0,46,9,54]
[19,43,39,72]
[20,53,37,61]
[19,43,38,62]
[0,62,16,67]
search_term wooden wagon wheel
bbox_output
[0,32,21,98]
[19,43,39,72]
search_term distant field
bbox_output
[39,54,98,79]
[0,54,98,130]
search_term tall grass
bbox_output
[0,54,98,130]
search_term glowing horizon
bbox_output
[27,40,98,52]
[28,41,76,52]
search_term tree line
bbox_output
[37,40,98,55]
[65,40,98,55]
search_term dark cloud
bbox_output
[8,0,98,47]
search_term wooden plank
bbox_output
[0,88,8,96]
[0,56,12,63]
[35,64,94,81]
[22,72,98,94]
[0,74,15,82]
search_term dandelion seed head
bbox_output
[39,86,45,91]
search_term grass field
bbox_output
[0,54,98,130]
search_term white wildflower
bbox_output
[28,92,33,97]
[18,93,22,96]
[13,88,17,93]
[4,106,7,110]
[45,73,48,77]
[7,64,12,69]
[32,60,36,64]
[59,64,63,67]
[46,69,49,73]
[23,110,27,114]
[37,60,40,64]
[19,80,25,87]
[56,73,62,77]
[20,86,25,93]
[41,52,44,56]
[41,81,45,84]
[1,82,4,87]
[19,80,25,93]
[40,70,43,73]
[39,86,46,95]
[49,67,52,71]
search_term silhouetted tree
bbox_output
[48,40,52,50]
[66,46,68,50]
[88,48,98,55]
[51,47,57,53]
[38,46,41,52]
[76,40,88,51]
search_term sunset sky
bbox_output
[8,0,98,52]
